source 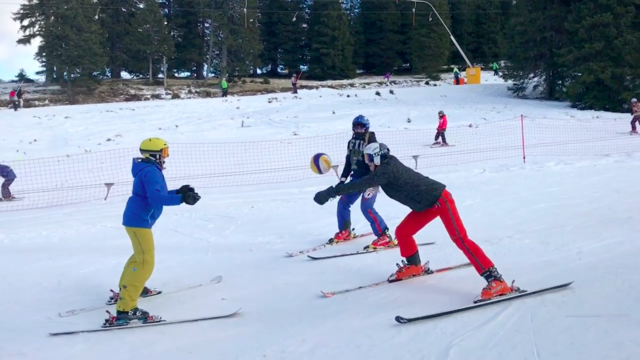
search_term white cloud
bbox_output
[0,1,41,81]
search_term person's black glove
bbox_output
[176,185,195,195]
[314,186,337,205]
[182,192,201,205]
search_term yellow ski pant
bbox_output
[116,227,155,312]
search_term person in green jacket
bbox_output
[491,62,499,76]
[453,67,460,85]
[220,78,228,97]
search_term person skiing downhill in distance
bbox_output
[313,142,515,301]
[109,137,201,325]
[332,115,395,250]
[433,110,449,146]
[630,98,640,134]
[0,164,16,200]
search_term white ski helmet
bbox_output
[632,98,638,103]
[364,142,390,166]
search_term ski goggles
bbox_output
[353,124,367,133]
[160,147,169,158]
[364,152,375,165]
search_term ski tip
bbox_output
[395,316,409,324]
[58,309,83,318]
[320,291,334,298]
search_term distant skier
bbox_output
[220,78,228,97]
[313,142,515,301]
[0,164,16,200]
[291,73,298,94]
[453,67,460,85]
[106,137,201,326]
[384,72,391,85]
[9,90,18,111]
[491,62,499,76]
[16,87,26,109]
[331,115,394,251]
[631,98,639,134]
[432,110,449,146]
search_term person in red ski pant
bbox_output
[432,110,448,146]
[313,142,514,301]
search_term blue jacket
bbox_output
[122,158,182,229]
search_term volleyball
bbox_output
[310,153,332,175]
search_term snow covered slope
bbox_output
[1,75,639,360]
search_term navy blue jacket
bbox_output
[339,131,377,181]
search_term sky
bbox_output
[0,1,41,81]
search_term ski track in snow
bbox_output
[2,73,640,359]
[528,312,541,360]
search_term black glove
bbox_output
[182,192,201,205]
[314,186,337,205]
[176,185,195,195]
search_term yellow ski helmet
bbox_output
[140,137,169,163]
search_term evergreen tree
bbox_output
[97,0,135,78]
[209,0,263,77]
[229,0,263,76]
[42,0,107,90]
[448,0,502,65]
[12,0,56,83]
[466,0,502,64]
[344,0,364,70]
[171,0,207,78]
[448,0,472,65]
[394,0,414,67]
[503,0,571,100]
[306,0,355,80]
[497,0,514,58]
[259,0,307,75]
[405,0,451,74]
[15,69,33,82]
[560,0,640,111]
[124,0,174,80]
[357,0,402,74]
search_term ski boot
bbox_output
[106,286,161,305]
[327,228,355,245]
[432,141,441,146]
[102,307,161,328]
[363,229,397,251]
[387,251,431,282]
[631,130,639,135]
[477,267,517,302]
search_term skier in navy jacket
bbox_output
[330,115,394,251]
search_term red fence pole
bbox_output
[520,114,526,163]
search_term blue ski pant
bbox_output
[337,186,387,236]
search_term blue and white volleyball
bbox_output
[310,153,332,175]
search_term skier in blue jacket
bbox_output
[105,137,201,326]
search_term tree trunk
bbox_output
[149,54,153,84]
[221,44,228,78]
[65,67,74,103]
[206,17,214,84]
[44,64,54,85]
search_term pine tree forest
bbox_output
[11,0,640,112]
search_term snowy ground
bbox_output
[1,73,640,360]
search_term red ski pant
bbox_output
[395,189,494,275]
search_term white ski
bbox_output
[58,275,223,317]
